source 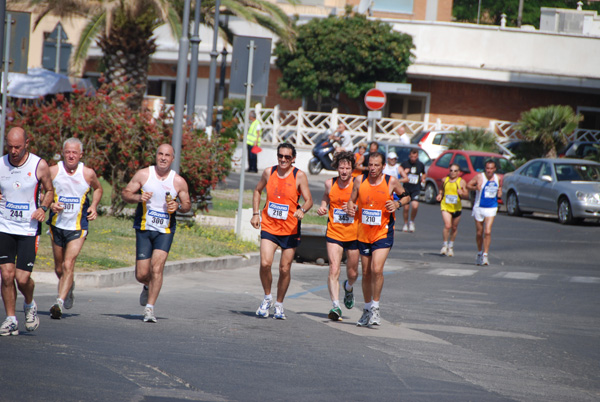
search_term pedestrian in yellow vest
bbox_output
[246,111,262,173]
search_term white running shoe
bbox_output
[368,307,381,326]
[256,298,272,318]
[440,245,448,255]
[447,247,454,257]
[143,307,157,323]
[356,309,371,327]
[273,305,286,320]
[408,222,415,232]
[402,224,409,232]
[24,301,39,332]
[476,253,483,266]
[0,318,18,336]
[482,254,489,266]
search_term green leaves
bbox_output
[274,13,414,108]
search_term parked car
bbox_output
[411,130,455,159]
[502,158,600,224]
[558,141,599,159]
[423,150,516,204]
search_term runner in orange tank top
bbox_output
[346,151,410,327]
[250,143,313,320]
[316,151,359,321]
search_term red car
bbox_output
[423,150,516,204]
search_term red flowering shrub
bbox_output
[8,83,234,213]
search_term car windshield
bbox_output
[554,163,600,182]
[469,156,515,174]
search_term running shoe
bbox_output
[50,299,63,320]
[64,282,75,310]
[139,285,149,306]
[402,224,409,232]
[476,253,483,266]
[328,306,343,321]
[368,307,381,326]
[273,305,286,320]
[0,318,18,336]
[482,254,489,266]
[255,298,272,318]
[440,245,448,255]
[24,301,39,332]
[143,307,157,323]
[408,222,416,232]
[447,247,454,257]
[356,308,371,327]
[343,280,355,309]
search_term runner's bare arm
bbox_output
[316,178,332,216]
[294,171,313,219]
[250,169,269,229]
[345,177,360,216]
[170,175,191,214]
[33,159,54,222]
[122,168,151,203]
[84,167,104,221]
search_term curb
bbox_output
[32,252,262,289]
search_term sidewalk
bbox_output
[32,252,266,288]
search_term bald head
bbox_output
[7,127,27,143]
[155,143,175,172]
[6,127,30,165]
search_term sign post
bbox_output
[364,88,387,141]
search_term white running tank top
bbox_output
[133,166,177,233]
[49,162,91,230]
[473,173,499,209]
[0,153,42,236]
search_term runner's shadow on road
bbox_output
[101,314,169,321]
[230,310,261,318]
[37,311,81,319]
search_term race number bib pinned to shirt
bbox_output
[408,174,419,184]
[3,201,30,222]
[333,208,353,224]
[58,196,81,214]
[267,202,289,220]
[146,210,170,230]
[362,209,382,226]
[445,195,458,205]
[484,183,498,199]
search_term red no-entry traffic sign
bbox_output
[364,88,386,110]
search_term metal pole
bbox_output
[477,0,482,24]
[186,0,202,124]
[1,12,11,150]
[235,40,255,237]
[171,0,192,173]
[517,0,524,27]
[55,23,61,73]
[205,0,221,138]
[215,37,228,134]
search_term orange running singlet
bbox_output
[357,174,394,244]
[327,177,358,242]
[261,166,301,236]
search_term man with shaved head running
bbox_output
[122,144,191,323]
[0,127,54,336]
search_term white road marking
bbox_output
[493,272,540,280]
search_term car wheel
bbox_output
[424,183,437,204]
[506,191,522,217]
[308,158,322,175]
[557,197,575,225]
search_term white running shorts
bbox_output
[472,206,497,222]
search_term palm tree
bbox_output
[22,0,296,110]
[516,105,583,158]
[448,127,498,152]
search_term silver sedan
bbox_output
[502,158,600,224]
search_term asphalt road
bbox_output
[3,171,600,401]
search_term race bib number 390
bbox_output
[267,202,289,220]
[333,208,353,224]
[362,209,382,226]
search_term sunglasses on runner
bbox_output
[277,153,293,161]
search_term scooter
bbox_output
[308,129,337,175]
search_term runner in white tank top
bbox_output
[0,127,53,336]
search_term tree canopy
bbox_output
[453,0,600,28]
[274,12,414,109]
